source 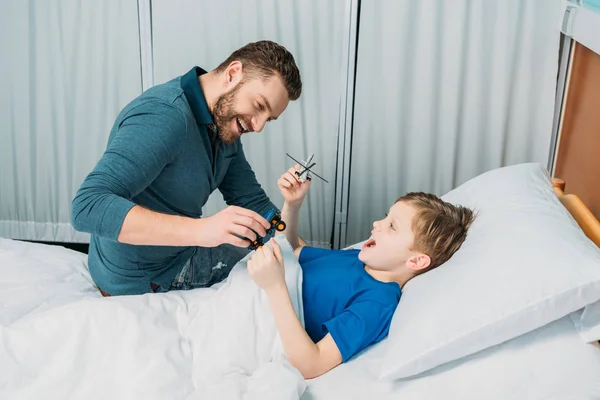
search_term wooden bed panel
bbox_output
[552,178,600,247]
[554,42,600,221]
[552,178,600,349]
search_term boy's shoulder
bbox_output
[296,245,359,262]
[357,279,402,303]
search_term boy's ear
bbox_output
[406,253,431,271]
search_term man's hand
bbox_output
[199,206,271,248]
[248,239,286,292]
[278,165,311,207]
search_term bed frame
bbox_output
[552,178,600,349]
[552,178,600,247]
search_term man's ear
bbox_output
[406,253,431,272]
[224,61,243,89]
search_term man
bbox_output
[71,41,302,296]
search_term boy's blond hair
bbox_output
[397,192,475,273]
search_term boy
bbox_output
[248,166,475,379]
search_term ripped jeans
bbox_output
[161,244,250,292]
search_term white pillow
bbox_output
[570,301,600,343]
[378,163,600,380]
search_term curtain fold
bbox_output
[0,0,142,242]
[344,0,562,246]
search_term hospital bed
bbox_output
[1,163,600,400]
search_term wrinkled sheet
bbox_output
[0,235,305,400]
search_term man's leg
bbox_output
[169,244,250,291]
[99,282,160,297]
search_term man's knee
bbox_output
[192,244,249,286]
[97,282,160,297]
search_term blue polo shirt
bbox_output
[299,247,402,362]
[71,67,276,295]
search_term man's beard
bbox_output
[213,83,243,144]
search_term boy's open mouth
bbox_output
[363,237,376,249]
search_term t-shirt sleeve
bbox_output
[323,301,396,362]
[298,247,350,264]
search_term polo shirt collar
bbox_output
[181,66,214,128]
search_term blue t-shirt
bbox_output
[299,247,402,362]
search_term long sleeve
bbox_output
[71,101,187,240]
[218,142,277,217]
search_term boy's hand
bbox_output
[278,165,311,207]
[248,239,286,292]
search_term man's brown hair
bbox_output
[397,192,475,273]
[215,40,302,101]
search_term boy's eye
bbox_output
[257,102,265,111]
[384,213,395,230]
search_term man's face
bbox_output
[358,201,421,271]
[213,74,290,144]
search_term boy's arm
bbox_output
[248,239,342,379]
[278,202,301,250]
[267,284,342,379]
[293,244,304,259]
[279,203,309,256]
[276,165,311,251]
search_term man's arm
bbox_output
[71,101,187,243]
[116,204,268,247]
[218,142,278,217]
[71,102,268,246]
[118,206,204,246]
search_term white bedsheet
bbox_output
[304,315,600,400]
[3,237,600,400]
[0,236,305,400]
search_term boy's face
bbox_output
[358,201,423,271]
